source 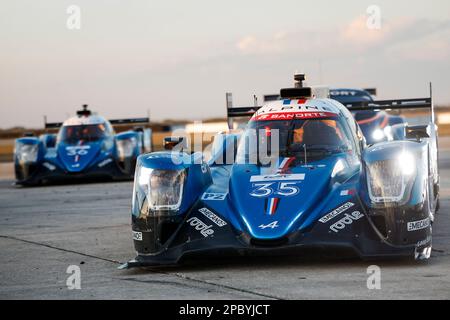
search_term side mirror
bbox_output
[142,128,152,153]
[164,136,187,151]
[359,138,366,151]
[41,134,57,148]
[405,125,429,141]
[356,126,366,150]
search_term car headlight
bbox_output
[372,129,385,141]
[102,138,114,153]
[371,127,393,142]
[117,137,137,159]
[15,142,38,163]
[133,165,186,216]
[366,151,416,203]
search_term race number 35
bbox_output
[250,182,300,198]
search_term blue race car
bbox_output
[122,79,438,268]
[330,88,405,145]
[14,105,151,186]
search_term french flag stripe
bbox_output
[267,198,279,215]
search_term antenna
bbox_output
[430,82,435,124]
[253,94,258,107]
[303,144,307,166]
[226,92,233,130]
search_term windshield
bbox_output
[59,124,108,143]
[236,117,354,165]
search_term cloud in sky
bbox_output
[1,1,450,128]
[235,15,450,62]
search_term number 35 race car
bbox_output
[14,105,151,186]
[122,77,439,268]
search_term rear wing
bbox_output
[109,118,150,126]
[342,97,434,124]
[44,120,64,129]
[363,88,377,96]
[44,104,150,129]
[44,117,150,129]
[226,92,261,129]
[343,83,435,123]
[342,98,431,111]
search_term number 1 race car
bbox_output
[14,105,151,186]
[122,78,438,268]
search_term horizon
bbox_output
[1,0,450,128]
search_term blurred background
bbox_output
[1,0,450,166]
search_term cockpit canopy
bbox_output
[236,116,355,164]
[59,123,112,144]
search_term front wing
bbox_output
[14,158,134,186]
[125,197,430,268]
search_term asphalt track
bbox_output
[1,150,450,299]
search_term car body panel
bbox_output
[14,111,149,186]
[126,95,436,267]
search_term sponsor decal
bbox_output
[98,158,113,168]
[320,202,355,223]
[330,90,357,97]
[259,221,279,229]
[249,158,303,215]
[66,145,91,156]
[250,173,305,182]
[329,211,364,233]
[281,98,307,105]
[266,197,280,215]
[250,182,300,198]
[132,231,142,241]
[201,192,227,201]
[43,162,56,171]
[416,236,432,247]
[340,189,356,196]
[186,217,214,237]
[252,112,337,121]
[407,218,430,232]
[198,208,227,227]
[258,157,297,214]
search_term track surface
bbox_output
[1,151,450,299]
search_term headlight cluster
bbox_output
[371,126,393,142]
[133,165,186,216]
[15,142,39,163]
[102,138,114,153]
[366,152,416,203]
[117,137,137,159]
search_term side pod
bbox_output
[14,137,44,183]
[131,152,212,254]
[361,140,432,249]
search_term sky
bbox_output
[1,0,450,128]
